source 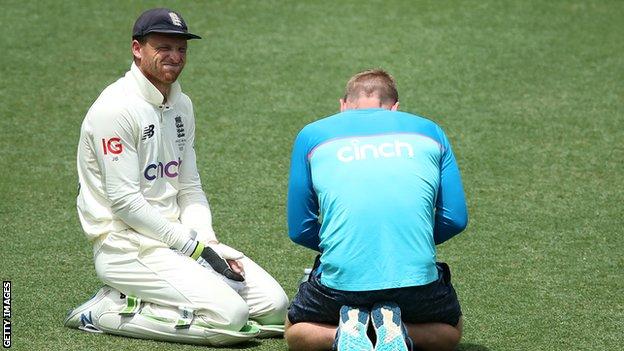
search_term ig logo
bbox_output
[102,138,123,155]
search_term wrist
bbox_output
[170,223,197,252]
[190,241,204,260]
[176,228,199,256]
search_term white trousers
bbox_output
[93,230,288,331]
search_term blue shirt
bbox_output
[287,108,467,291]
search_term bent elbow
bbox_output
[288,229,320,252]
[453,214,468,234]
[288,230,308,247]
[109,191,143,216]
[434,213,468,245]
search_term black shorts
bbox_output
[288,259,462,326]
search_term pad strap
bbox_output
[174,307,195,329]
[119,295,141,316]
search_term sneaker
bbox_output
[333,305,374,351]
[63,286,116,333]
[371,302,413,351]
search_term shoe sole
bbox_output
[336,306,373,351]
[371,303,408,351]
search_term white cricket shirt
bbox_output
[77,63,216,250]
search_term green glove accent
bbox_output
[190,242,204,261]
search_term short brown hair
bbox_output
[134,35,149,44]
[343,69,398,106]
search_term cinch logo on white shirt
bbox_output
[144,158,182,180]
[336,139,414,163]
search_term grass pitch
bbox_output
[0,1,622,350]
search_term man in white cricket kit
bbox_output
[64,8,288,346]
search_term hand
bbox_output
[178,234,245,281]
[213,243,245,277]
[227,259,245,276]
[195,244,245,282]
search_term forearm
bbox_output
[434,131,468,245]
[287,187,321,251]
[111,192,191,249]
[176,121,217,244]
[179,194,217,243]
[433,211,467,245]
[288,215,321,251]
[433,182,468,245]
[288,128,322,251]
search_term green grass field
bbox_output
[1,1,623,350]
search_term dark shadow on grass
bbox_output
[216,339,263,349]
[147,337,262,349]
[65,328,264,349]
[457,343,491,351]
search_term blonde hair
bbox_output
[344,69,399,106]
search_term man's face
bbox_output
[133,34,188,87]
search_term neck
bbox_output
[340,96,398,112]
[352,97,383,109]
[134,62,171,103]
[347,97,387,110]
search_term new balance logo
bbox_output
[78,312,102,333]
[142,124,155,140]
[79,312,93,327]
[337,139,414,163]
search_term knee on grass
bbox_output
[196,298,250,331]
[250,290,289,325]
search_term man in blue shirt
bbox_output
[285,69,468,351]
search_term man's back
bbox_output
[286,69,466,351]
[288,108,467,291]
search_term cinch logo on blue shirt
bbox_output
[144,158,182,180]
[336,139,414,163]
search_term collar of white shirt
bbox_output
[129,62,182,107]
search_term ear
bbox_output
[339,98,348,112]
[390,101,399,111]
[131,40,143,61]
